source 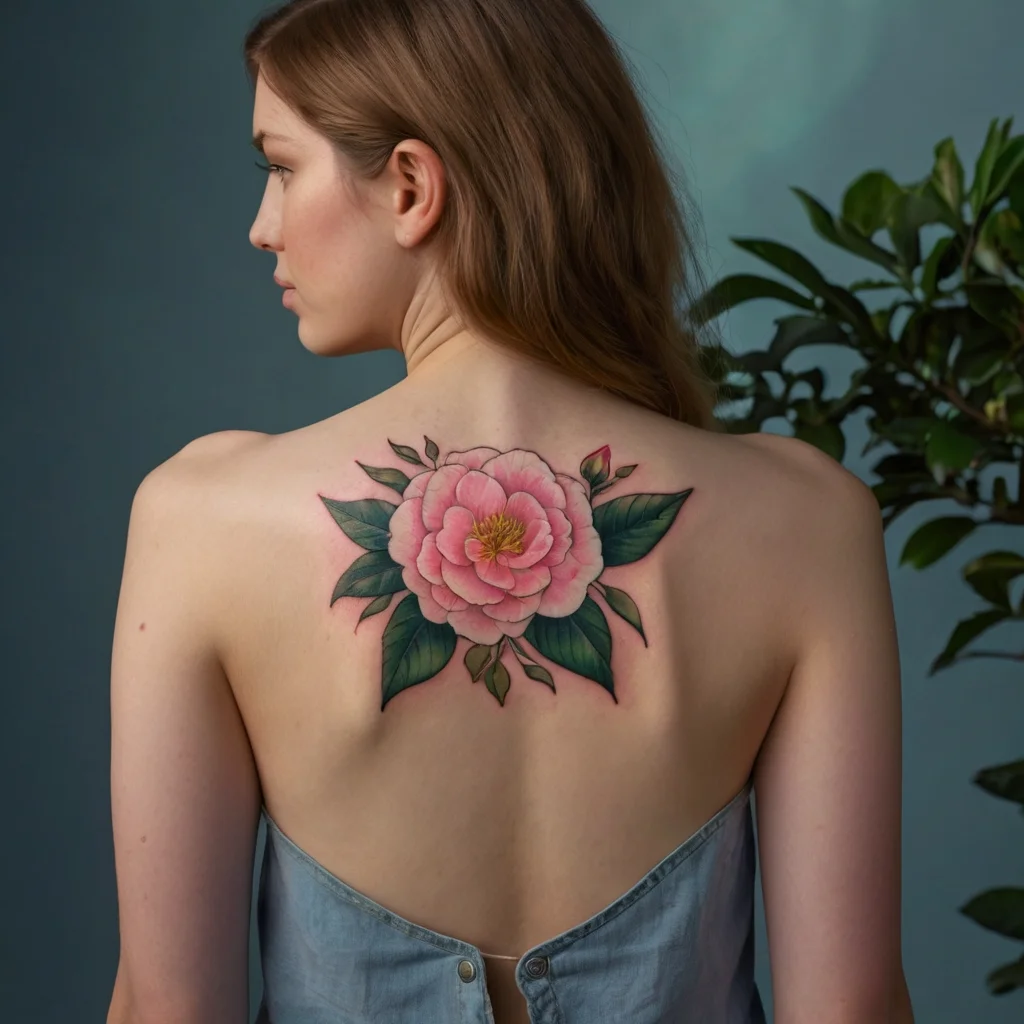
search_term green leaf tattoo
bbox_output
[321,440,693,709]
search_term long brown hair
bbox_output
[243,0,724,429]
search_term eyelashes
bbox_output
[254,160,288,179]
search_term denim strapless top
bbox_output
[253,775,766,1023]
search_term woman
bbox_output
[107,1,914,1022]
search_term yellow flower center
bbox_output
[471,511,526,562]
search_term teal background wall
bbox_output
[2,1,1021,1020]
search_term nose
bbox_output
[249,199,281,252]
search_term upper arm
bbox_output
[751,436,909,1022]
[109,435,263,1023]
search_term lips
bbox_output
[274,275,294,288]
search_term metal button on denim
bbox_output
[525,956,548,977]
[457,959,477,982]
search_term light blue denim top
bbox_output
[254,775,765,1023]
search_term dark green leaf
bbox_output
[962,551,1024,609]
[424,436,440,462]
[592,489,693,566]
[973,759,1024,806]
[381,593,458,709]
[320,495,398,550]
[733,237,880,341]
[522,662,556,691]
[522,595,615,698]
[900,515,977,569]
[484,656,511,705]
[357,593,393,623]
[959,887,1024,941]
[930,607,1010,672]
[841,171,902,237]
[464,642,494,681]
[599,583,647,644]
[689,273,816,325]
[790,186,900,273]
[968,118,1006,217]
[387,440,427,466]
[956,348,1005,387]
[986,954,1024,996]
[931,137,965,216]
[985,135,1024,206]
[331,548,406,603]
[963,282,1024,334]
[925,422,984,477]
[920,235,956,299]
[794,422,845,461]
[356,461,413,497]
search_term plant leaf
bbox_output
[931,137,965,217]
[968,118,1006,218]
[842,170,902,236]
[930,607,1010,673]
[381,593,458,709]
[985,134,1024,206]
[599,583,647,644]
[331,548,406,603]
[522,595,615,698]
[973,759,1024,806]
[689,273,816,325]
[592,489,693,567]
[959,887,1024,941]
[320,495,398,550]
[900,515,977,569]
[962,551,1024,609]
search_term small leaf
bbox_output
[387,440,426,467]
[930,607,1010,672]
[356,461,413,497]
[522,662,556,691]
[484,656,511,705]
[920,235,955,299]
[900,515,977,569]
[931,137,965,216]
[968,118,1005,217]
[841,170,902,237]
[790,186,900,273]
[985,135,1024,207]
[985,954,1024,996]
[464,643,494,681]
[357,593,393,623]
[973,759,1024,806]
[959,887,1024,941]
[689,273,816,325]
[424,436,440,463]
[962,551,1024,609]
[599,583,647,645]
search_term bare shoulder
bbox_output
[738,430,874,500]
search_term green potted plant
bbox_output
[692,116,1024,996]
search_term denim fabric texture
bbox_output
[254,776,766,1023]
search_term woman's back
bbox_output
[207,359,812,1022]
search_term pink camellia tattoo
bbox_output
[319,439,693,709]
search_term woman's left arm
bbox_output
[108,435,263,1024]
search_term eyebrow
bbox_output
[251,130,293,153]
